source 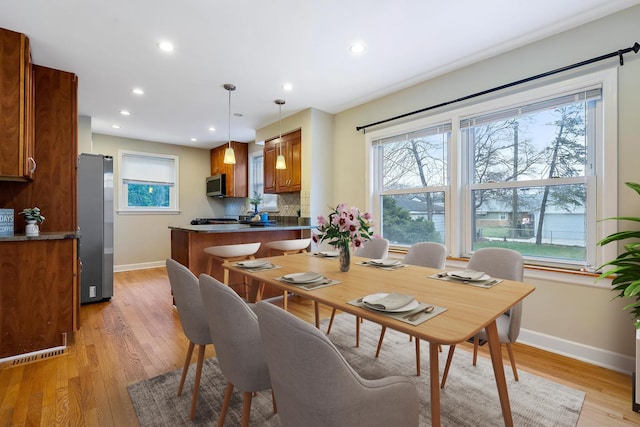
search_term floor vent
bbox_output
[0,347,68,369]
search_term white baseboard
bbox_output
[114,260,166,272]
[519,328,635,374]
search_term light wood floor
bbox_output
[0,267,638,426]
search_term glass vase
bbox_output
[338,241,350,272]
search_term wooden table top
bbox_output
[225,253,536,345]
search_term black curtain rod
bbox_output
[356,41,640,132]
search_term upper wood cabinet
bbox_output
[210,141,248,197]
[264,129,301,194]
[0,27,35,181]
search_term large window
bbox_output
[368,70,617,270]
[372,124,450,245]
[118,150,179,213]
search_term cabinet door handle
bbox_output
[28,157,36,174]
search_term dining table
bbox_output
[224,252,536,427]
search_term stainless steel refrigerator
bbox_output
[78,153,114,303]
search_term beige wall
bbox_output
[84,5,640,370]
[90,133,222,270]
[331,6,640,369]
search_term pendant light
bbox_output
[223,83,236,164]
[275,99,287,170]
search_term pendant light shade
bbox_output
[223,83,236,165]
[275,99,286,170]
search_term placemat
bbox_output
[429,272,502,288]
[348,298,446,325]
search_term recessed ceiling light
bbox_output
[132,88,144,95]
[282,83,293,91]
[112,124,120,129]
[208,127,216,132]
[120,110,130,116]
[190,138,197,142]
[349,42,366,55]
[158,41,174,52]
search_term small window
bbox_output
[249,152,278,211]
[118,150,179,213]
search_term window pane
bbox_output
[376,125,449,190]
[381,193,445,246]
[472,184,586,261]
[467,100,592,184]
[127,183,170,208]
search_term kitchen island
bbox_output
[170,222,313,298]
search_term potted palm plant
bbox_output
[597,182,640,328]
[597,181,640,412]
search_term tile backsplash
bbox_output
[224,192,302,218]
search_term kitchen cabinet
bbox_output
[210,141,248,197]
[264,129,301,193]
[0,27,35,181]
[0,237,79,358]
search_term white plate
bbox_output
[361,293,420,313]
[319,251,339,257]
[236,259,271,268]
[282,272,324,284]
[368,259,401,267]
[447,271,491,281]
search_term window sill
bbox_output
[389,248,608,288]
[117,209,181,215]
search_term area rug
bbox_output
[128,314,585,426]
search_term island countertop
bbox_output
[168,223,314,233]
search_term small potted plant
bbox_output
[248,191,263,214]
[20,206,45,236]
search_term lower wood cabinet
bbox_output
[0,237,79,358]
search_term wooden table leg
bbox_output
[314,301,320,329]
[486,320,513,427]
[246,278,261,303]
[429,342,441,427]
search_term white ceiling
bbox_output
[1,0,638,149]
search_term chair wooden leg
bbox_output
[415,338,421,376]
[189,344,206,420]
[441,344,456,388]
[473,337,479,366]
[178,341,195,396]
[355,316,360,347]
[505,343,519,381]
[326,308,337,334]
[271,389,278,413]
[282,290,288,311]
[218,382,234,427]
[375,326,387,358]
[241,391,253,427]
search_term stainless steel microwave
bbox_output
[206,174,226,197]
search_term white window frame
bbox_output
[117,149,180,214]
[248,151,278,212]
[366,68,618,272]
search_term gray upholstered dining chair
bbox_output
[254,301,420,427]
[326,237,390,346]
[374,242,447,375]
[165,258,213,420]
[198,273,273,427]
[440,247,524,388]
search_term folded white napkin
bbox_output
[282,272,324,283]
[450,269,485,280]
[363,292,416,311]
